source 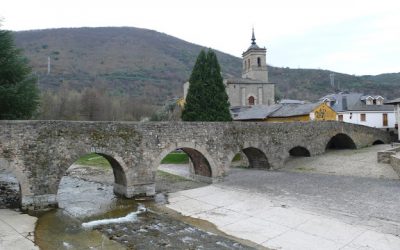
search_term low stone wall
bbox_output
[390,154,400,178]
[377,144,400,164]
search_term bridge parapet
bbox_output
[0,120,391,210]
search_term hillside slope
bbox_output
[13,27,400,103]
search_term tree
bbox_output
[182,49,232,121]
[0,27,39,119]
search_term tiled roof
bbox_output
[385,98,400,104]
[231,105,281,120]
[270,103,320,117]
[320,93,394,112]
[231,102,321,120]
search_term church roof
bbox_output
[225,77,273,84]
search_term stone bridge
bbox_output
[0,120,391,210]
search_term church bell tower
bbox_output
[242,29,268,82]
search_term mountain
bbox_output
[13,27,400,104]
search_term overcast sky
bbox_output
[1,0,399,75]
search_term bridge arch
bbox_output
[289,146,311,157]
[57,151,128,197]
[241,147,270,169]
[372,140,385,145]
[326,133,356,150]
[0,158,27,208]
[154,143,217,181]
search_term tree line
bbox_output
[39,85,156,121]
[1,22,231,122]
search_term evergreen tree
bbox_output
[0,27,39,119]
[182,49,232,121]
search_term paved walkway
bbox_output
[0,209,38,250]
[167,184,400,250]
[284,144,398,179]
[166,145,400,249]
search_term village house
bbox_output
[183,29,275,107]
[231,102,337,122]
[320,92,395,129]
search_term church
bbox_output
[183,30,275,107]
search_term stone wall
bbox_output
[390,154,400,178]
[0,120,391,210]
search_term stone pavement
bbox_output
[167,185,400,250]
[0,209,38,250]
[166,145,400,249]
[284,144,398,179]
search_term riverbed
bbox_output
[33,165,258,249]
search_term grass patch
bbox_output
[75,153,111,169]
[232,153,241,162]
[161,152,189,164]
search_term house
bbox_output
[183,29,275,107]
[320,92,395,128]
[384,98,400,140]
[232,102,337,122]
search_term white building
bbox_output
[320,92,395,129]
[183,29,275,107]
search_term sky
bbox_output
[1,0,399,75]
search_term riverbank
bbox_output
[0,209,38,250]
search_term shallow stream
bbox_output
[34,176,256,249]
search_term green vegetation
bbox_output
[232,153,242,162]
[11,27,400,110]
[160,152,189,164]
[0,27,40,119]
[75,153,111,168]
[182,49,232,121]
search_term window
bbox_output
[373,99,377,105]
[257,57,261,67]
[248,96,255,105]
[360,113,366,122]
[338,115,343,121]
[383,113,388,126]
[248,59,250,69]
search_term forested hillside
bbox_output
[13,27,400,109]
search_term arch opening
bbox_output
[57,152,127,217]
[326,133,356,150]
[242,147,270,169]
[289,146,311,157]
[372,140,384,145]
[157,147,212,192]
[0,158,21,208]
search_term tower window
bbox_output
[257,57,261,67]
[248,96,255,105]
[248,59,250,69]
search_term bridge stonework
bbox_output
[0,121,390,210]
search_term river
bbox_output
[32,165,257,249]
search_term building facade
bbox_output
[183,29,275,107]
[320,93,395,129]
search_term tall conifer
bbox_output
[0,28,39,119]
[182,49,231,121]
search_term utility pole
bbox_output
[329,73,335,89]
[47,56,51,75]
